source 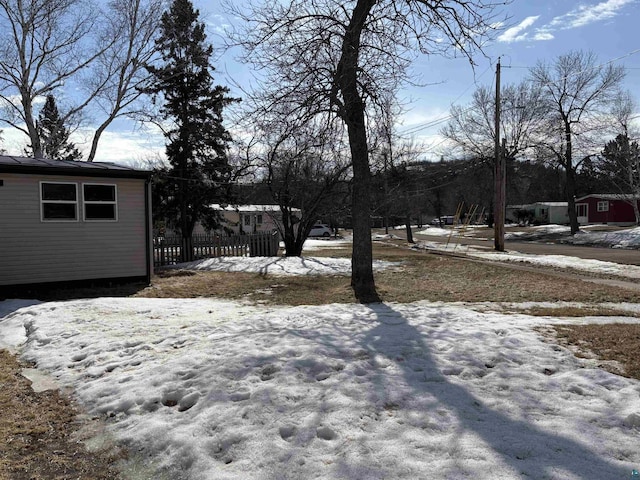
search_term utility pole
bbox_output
[493,57,505,252]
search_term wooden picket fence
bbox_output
[153,231,280,267]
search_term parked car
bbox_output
[309,224,333,237]
[431,215,457,226]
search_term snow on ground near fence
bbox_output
[1,297,640,479]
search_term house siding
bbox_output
[0,173,148,286]
[576,195,639,225]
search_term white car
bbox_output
[308,224,333,237]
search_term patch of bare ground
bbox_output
[133,243,638,305]
[0,350,125,480]
[541,324,640,379]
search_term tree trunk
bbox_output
[22,93,42,158]
[563,122,580,235]
[405,220,414,244]
[179,159,194,262]
[632,197,640,226]
[564,166,580,234]
[339,0,379,303]
[404,189,414,243]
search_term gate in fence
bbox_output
[153,231,280,267]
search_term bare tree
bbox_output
[229,0,508,301]
[245,114,351,256]
[529,50,625,234]
[85,0,164,162]
[442,81,546,161]
[0,0,162,160]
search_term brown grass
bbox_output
[0,351,124,480]
[545,324,640,379]
[133,243,638,305]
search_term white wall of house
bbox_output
[189,205,300,235]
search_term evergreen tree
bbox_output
[600,134,640,194]
[34,95,82,161]
[144,0,237,261]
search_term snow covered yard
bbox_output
[2,293,640,479]
[2,233,640,479]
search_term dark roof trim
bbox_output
[0,155,151,179]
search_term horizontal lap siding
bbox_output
[0,173,147,286]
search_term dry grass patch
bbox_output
[545,324,640,379]
[132,242,640,306]
[520,306,638,317]
[136,269,356,306]
[0,350,124,480]
[371,245,638,305]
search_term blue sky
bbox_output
[194,0,640,163]
[4,0,639,165]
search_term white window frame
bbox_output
[83,183,118,222]
[40,181,79,222]
[596,200,609,212]
[576,203,588,218]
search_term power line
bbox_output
[399,63,494,136]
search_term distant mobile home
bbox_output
[0,156,152,292]
[186,204,301,235]
[575,194,640,226]
[506,202,569,225]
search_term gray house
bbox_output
[0,156,152,291]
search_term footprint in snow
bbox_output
[230,390,251,402]
[316,426,336,441]
[160,389,200,411]
[279,425,296,441]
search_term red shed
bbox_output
[575,194,640,226]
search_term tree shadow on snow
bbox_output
[351,302,628,479]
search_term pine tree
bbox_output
[144,0,237,261]
[600,134,640,194]
[35,95,82,161]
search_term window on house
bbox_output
[576,204,588,217]
[244,215,251,226]
[597,201,609,212]
[41,182,78,221]
[83,184,117,221]
[256,214,263,224]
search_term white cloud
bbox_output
[532,32,555,41]
[497,16,540,43]
[0,125,165,167]
[548,0,635,30]
[498,0,634,45]
[79,129,165,166]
